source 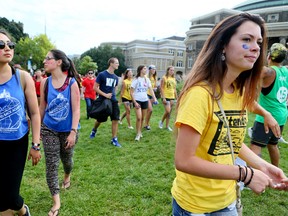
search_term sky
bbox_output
[2,0,246,55]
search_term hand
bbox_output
[263,112,280,138]
[28,148,41,166]
[65,132,77,149]
[106,93,112,99]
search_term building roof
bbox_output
[233,0,288,11]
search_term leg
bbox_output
[41,127,61,213]
[145,99,153,127]
[250,143,262,157]
[124,102,132,127]
[267,144,280,167]
[85,98,92,119]
[135,107,143,136]
[0,135,28,214]
[162,101,171,128]
[141,108,148,131]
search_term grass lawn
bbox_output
[21,99,288,215]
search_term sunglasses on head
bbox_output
[0,40,15,50]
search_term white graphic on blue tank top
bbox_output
[47,93,69,121]
[0,89,22,132]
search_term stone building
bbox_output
[185,0,288,73]
[101,36,186,79]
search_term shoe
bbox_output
[248,127,252,138]
[279,136,288,144]
[111,137,122,147]
[140,133,143,138]
[119,120,122,125]
[90,129,97,139]
[128,126,134,129]
[144,125,151,130]
[62,180,70,189]
[159,121,163,129]
[167,126,173,132]
[135,134,141,141]
[23,204,31,216]
[48,208,60,216]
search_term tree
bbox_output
[81,44,127,76]
[78,56,98,75]
[13,34,55,71]
[0,17,28,42]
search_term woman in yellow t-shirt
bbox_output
[172,13,288,215]
[119,69,133,129]
[159,66,177,131]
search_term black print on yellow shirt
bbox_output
[208,110,247,156]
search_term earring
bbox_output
[221,53,226,61]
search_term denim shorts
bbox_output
[172,198,237,216]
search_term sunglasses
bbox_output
[44,56,55,61]
[0,40,15,50]
[88,72,94,75]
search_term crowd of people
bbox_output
[1,12,288,216]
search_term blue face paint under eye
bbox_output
[242,44,249,49]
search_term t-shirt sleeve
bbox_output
[176,86,211,135]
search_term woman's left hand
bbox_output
[28,149,41,166]
[65,132,77,149]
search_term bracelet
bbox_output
[244,166,254,187]
[242,166,248,182]
[237,165,242,182]
[31,145,41,151]
[71,128,77,133]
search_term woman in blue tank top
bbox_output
[0,29,41,216]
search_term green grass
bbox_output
[21,100,288,215]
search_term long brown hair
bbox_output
[178,13,267,111]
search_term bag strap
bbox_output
[216,99,235,164]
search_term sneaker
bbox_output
[247,127,252,138]
[167,126,173,132]
[128,126,134,129]
[119,120,122,125]
[279,136,288,144]
[89,128,97,139]
[111,137,122,147]
[140,133,143,138]
[144,125,151,130]
[159,121,163,129]
[135,134,141,141]
[23,204,31,216]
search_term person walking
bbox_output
[89,57,122,147]
[39,49,81,216]
[171,13,288,216]
[0,29,41,216]
[144,65,157,130]
[33,69,43,105]
[159,66,177,131]
[81,70,96,119]
[130,65,158,141]
[249,43,288,167]
[119,68,133,129]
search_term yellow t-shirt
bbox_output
[122,79,132,100]
[162,76,176,99]
[171,85,247,213]
[147,76,156,96]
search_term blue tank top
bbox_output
[43,76,75,132]
[0,70,29,140]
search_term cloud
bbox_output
[2,0,244,55]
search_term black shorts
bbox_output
[251,121,284,147]
[122,97,132,103]
[97,100,120,122]
[133,100,148,109]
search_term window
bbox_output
[176,60,183,67]
[267,14,279,23]
[188,57,193,68]
[177,51,184,56]
[169,49,175,55]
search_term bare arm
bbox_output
[22,71,41,165]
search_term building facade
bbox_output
[101,36,186,79]
[185,0,288,73]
